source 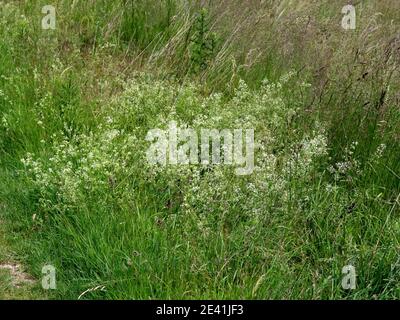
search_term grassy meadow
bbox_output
[0,0,399,299]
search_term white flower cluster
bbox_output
[328,141,361,182]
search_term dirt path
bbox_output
[0,218,42,299]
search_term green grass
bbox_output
[0,0,399,300]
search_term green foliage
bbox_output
[189,8,218,74]
[0,0,399,300]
